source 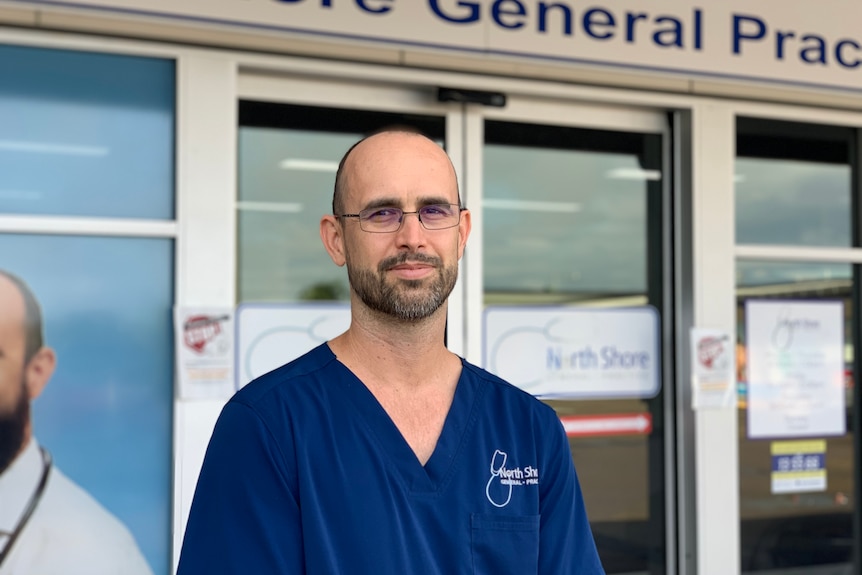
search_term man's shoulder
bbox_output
[460,359,557,419]
[231,342,338,409]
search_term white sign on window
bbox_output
[690,327,736,410]
[746,300,845,439]
[235,303,351,389]
[483,306,660,399]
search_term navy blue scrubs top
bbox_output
[178,344,604,574]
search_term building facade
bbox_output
[2,1,861,574]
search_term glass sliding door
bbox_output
[235,77,674,572]
[234,80,450,383]
[481,116,669,575]
[736,118,857,574]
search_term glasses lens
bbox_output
[418,204,459,229]
[357,204,461,232]
[359,207,402,232]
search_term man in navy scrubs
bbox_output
[178,129,605,574]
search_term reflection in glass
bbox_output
[484,147,652,305]
[483,120,666,574]
[238,128,355,303]
[736,118,851,247]
[0,44,175,219]
[737,261,854,573]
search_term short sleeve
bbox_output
[177,400,303,574]
[538,416,605,574]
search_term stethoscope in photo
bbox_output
[0,448,52,568]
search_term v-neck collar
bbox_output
[324,344,482,494]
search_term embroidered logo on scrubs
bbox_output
[485,449,539,507]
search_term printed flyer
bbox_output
[746,300,845,439]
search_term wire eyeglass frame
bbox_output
[337,203,466,233]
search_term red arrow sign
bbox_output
[560,413,653,437]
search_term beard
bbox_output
[0,379,29,475]
[347,251,458,321]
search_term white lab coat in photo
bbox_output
[0,439,154,575]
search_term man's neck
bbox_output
[328,308,461,465]
[329,306,455,390]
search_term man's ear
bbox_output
[25,347,56,401]
[320,214,347,267]
[457,208,472,260]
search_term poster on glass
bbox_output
[745,299,845,439]
[0,236,172,574]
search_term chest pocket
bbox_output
[471,513,540,575]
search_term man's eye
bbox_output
[365,208,399,220]
[421,205,450,217]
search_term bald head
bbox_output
[0,271,51,474]
[0,271,44,365]
[332,130,460,216]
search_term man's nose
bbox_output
[394,210,426,244]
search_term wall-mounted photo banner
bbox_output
[746,300,845,439]
[483,306,660,399]
[0,236,172,575]
[235,303,350,389]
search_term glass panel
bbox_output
[238,127,355,302]
[0,45,175,219]
[237,101,445,303]
[737,260,854,574]
[736,118,851,247]
[483,120,666,574]
[1,234,174,574]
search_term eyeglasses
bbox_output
[337,204,465,233]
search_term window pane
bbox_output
[1,234,174,574]
[238,127,354,302]
[0,45,175,219]
[737,260,854,573]
[736,118,851,247]
[483,120,666,574]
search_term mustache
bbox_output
[378,252,441,273]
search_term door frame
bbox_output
[234,67,678,574]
